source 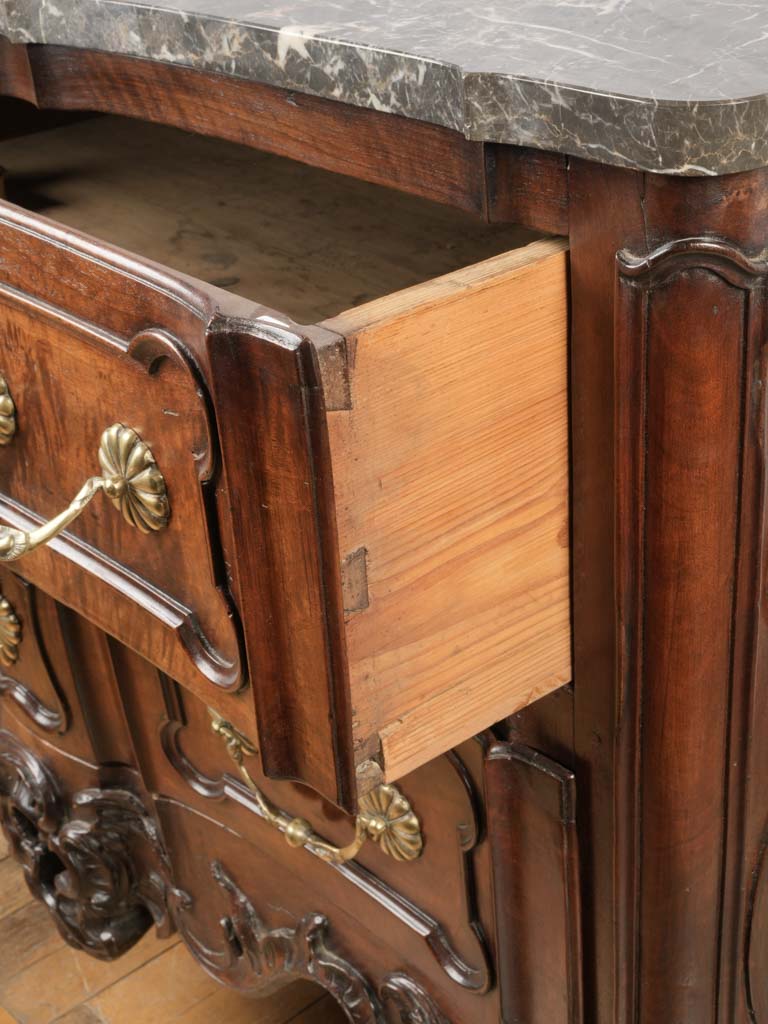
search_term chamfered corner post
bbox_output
[569,159,768,1024]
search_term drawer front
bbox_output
[213,237,572,806]
[0,197,570,813]
[109,650,502,1021]
[0,200,243,699]
[0,567,139,766]
[0,627,584,1024]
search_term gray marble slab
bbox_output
[3,0,768,175]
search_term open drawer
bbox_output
[0,115,570,809]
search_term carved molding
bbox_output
[0,730,171,958]
[174,860,450,1024]
[0,579,69,733]
[745,823,768,1021]
[0,727,62,847]
[126,328,241,691]
[615,235,768,1019]
[177,860,378,1019]
[0,268,242,692]
[618,236,768,286]
[47,788,174,958]
[0,730,454,1021]
[381,973,451,1024]
[159,677,490,992]
[746,836,764,1019]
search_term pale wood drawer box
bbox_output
[0,115,570,808]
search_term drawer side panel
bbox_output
[324,240,571,780]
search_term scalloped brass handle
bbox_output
[209,710,424,864]
[0,375,17,447]
[0,423,169,561]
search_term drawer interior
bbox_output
[0,112,570,801]
[0,114,541,323]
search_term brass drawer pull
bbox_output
[0,593,20,666]
[0,376,16,446]
[210,710,424,864]
[0,423,169,561]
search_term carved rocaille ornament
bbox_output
[0,729,61,855]
[174,860,450,1024]
[0,731,172,958]
[47,788,174,958]
[381,973,452,1023]
[176,859,379,1018]
[161,679,490,995]
[0,731,451,1021]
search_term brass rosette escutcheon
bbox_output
[0,595,20,667]
[0,375,16,446]
[0,423,169,561]
[209,710,424,865]
[98,424,170,533]
[357,783,423,861]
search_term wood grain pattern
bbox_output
[25,44,488,218]
[8,37,768,1024]
[566,162,645,1024]
[0,116,570,801]
[0,855,35,919]
[206,319,356,806]
[323,240,571,779]
[0,708,497,1023]
[88,944,335,1024]
[113,661,494,1003]
[563,161,768,1024]
[0,907,338,1024]
[0,214,242,693]
[615,239,757,1022]
[0,39,34,105]
[486,741,582,1024]
[0,116,547,803]
[486,144,569,235]
[0,116,535,324]
[0,573,69,735]
[0,41,570,233]
[0,721,346,1024]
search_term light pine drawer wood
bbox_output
[321,243,570,780]
[0,116,570,808]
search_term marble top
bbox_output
[3,0,768,175]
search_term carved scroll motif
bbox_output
[160,677,491,993]
[173,860,451,1024]
[0,730,172,958]
[0,729,452,1021]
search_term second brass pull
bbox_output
[0,423,169,561]
[209,710,424,865]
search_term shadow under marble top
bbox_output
[2,0,768,176]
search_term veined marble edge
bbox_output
[0,0,468,134]
[3,0,768,175]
